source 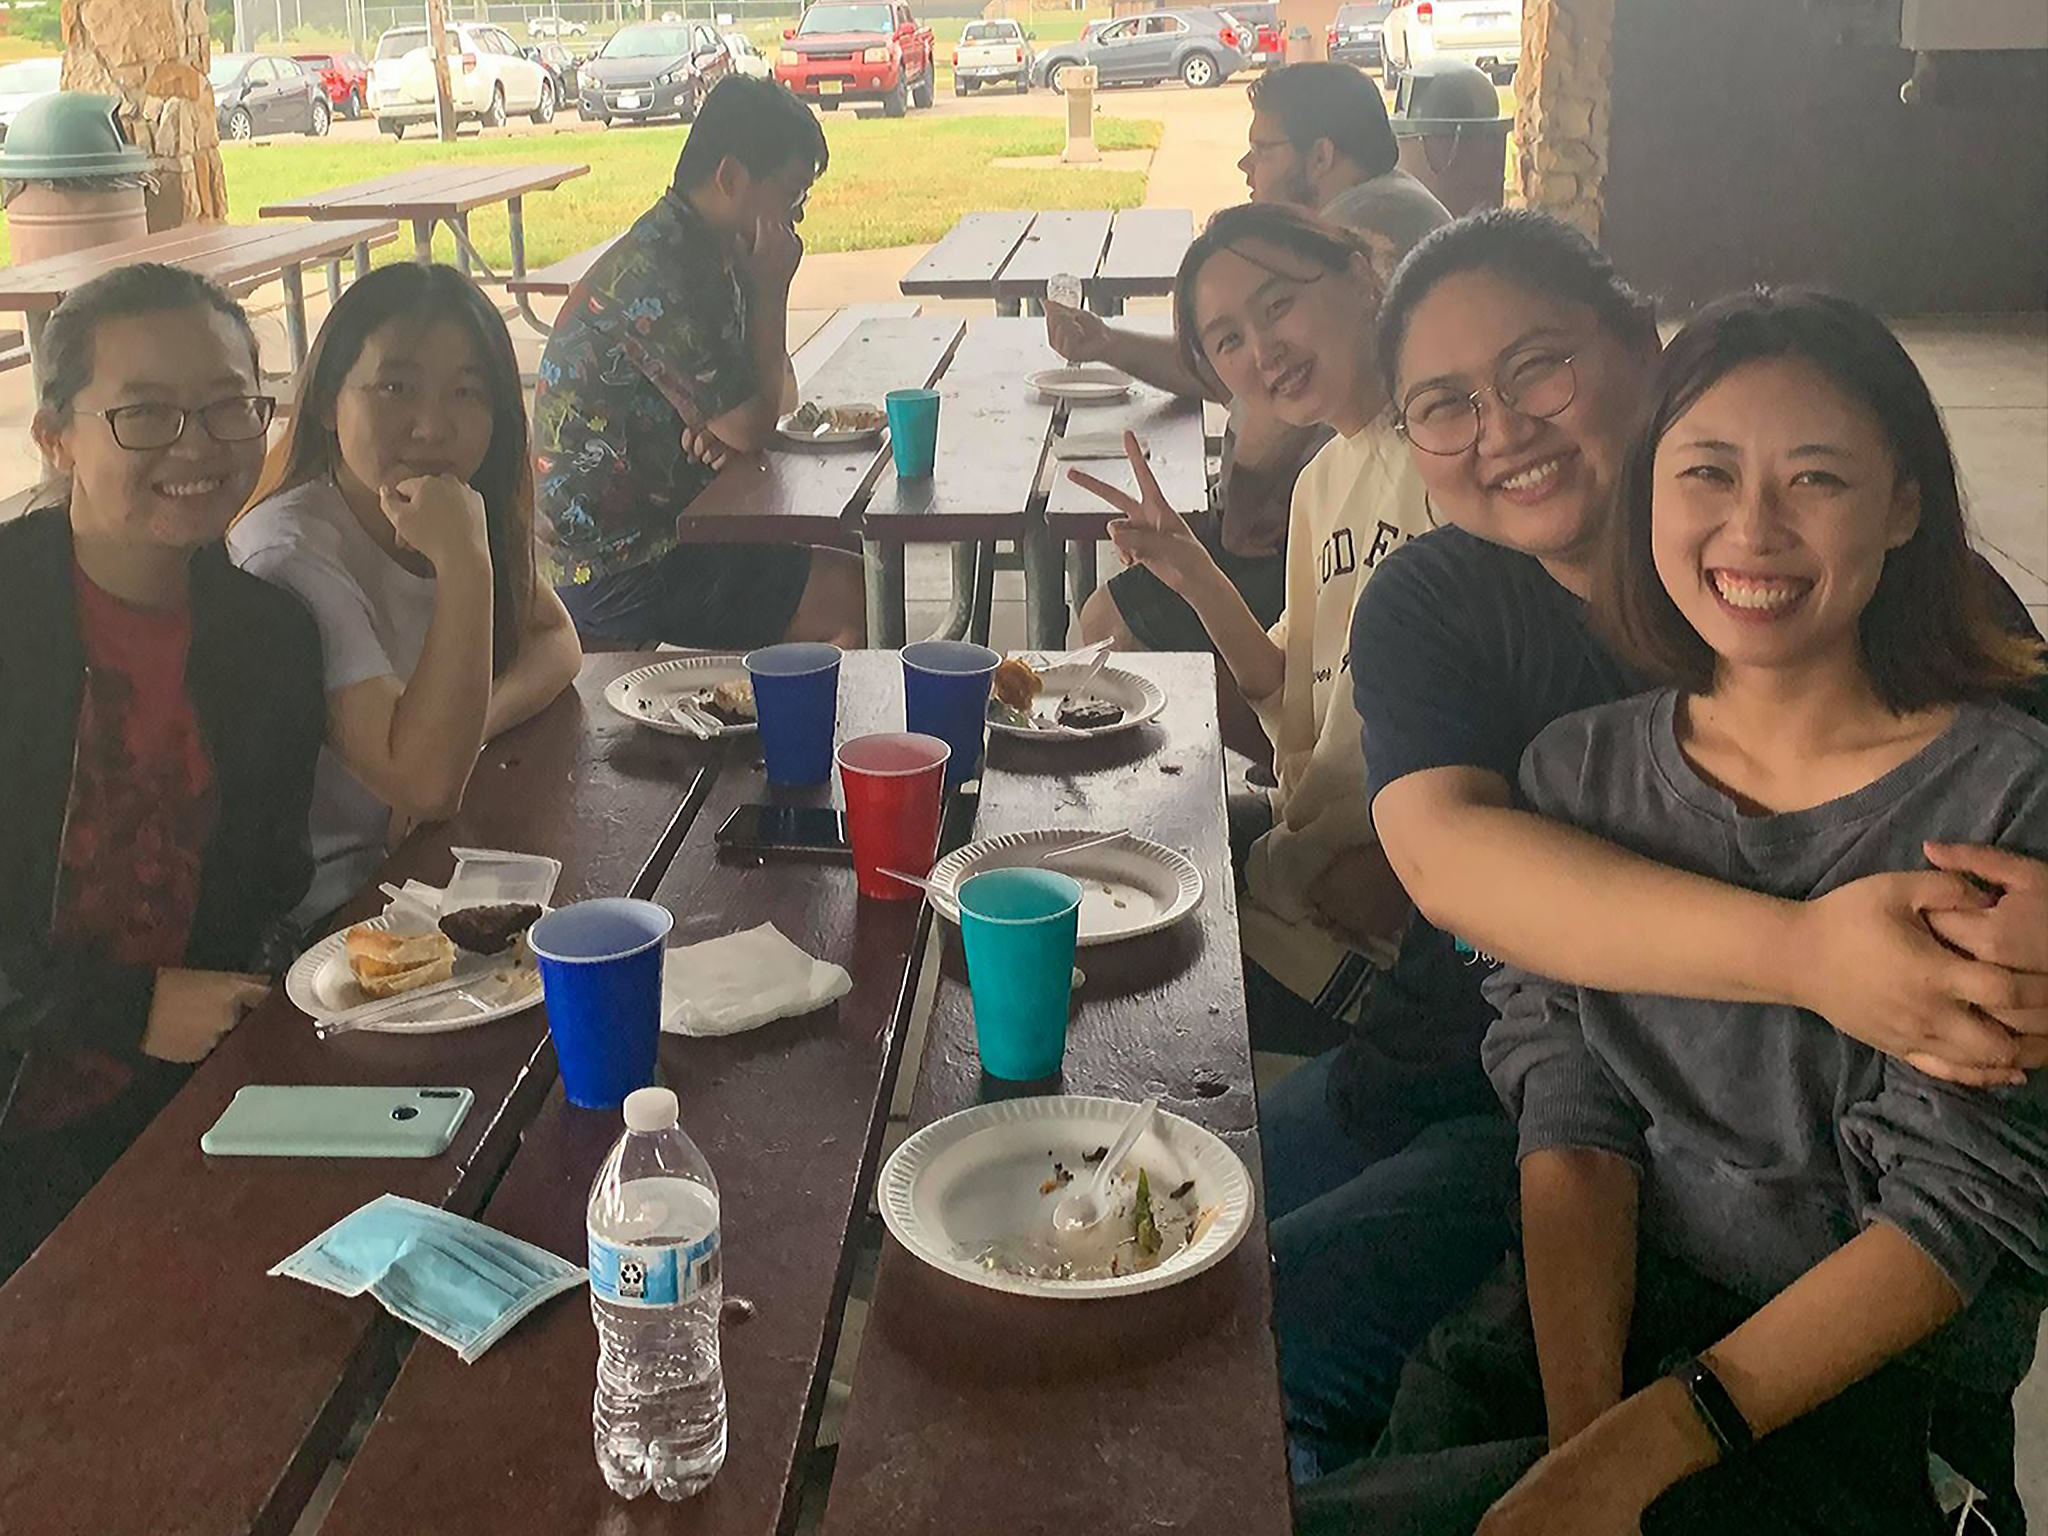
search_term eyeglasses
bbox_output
[1395,351,1577,457]
[91,394,277,452]
[1243,136,1295,158]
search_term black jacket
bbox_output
[0,506,325,1079]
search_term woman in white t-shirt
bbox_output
[1070,202,1434,1051]
[230,263,580,924]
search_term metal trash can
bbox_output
[1285,25,1316,65]
[0,93,152,265]
[1389,58,1510,217]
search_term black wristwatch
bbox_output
[1669,1354,1754,1457]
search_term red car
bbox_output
[294,51,370,119]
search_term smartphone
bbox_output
[715,803,851,859]
[200,1086,474,1159]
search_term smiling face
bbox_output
[1191,237,1379,432]
[327,315,495,503]
[37,306,266,552]
[1393,268,1653,573]
[1651,355,1919,682]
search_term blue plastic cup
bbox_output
[958,868,1084,1081]
[745,642,842,786]
[527,898,674,1109]
[901,639,999,788]
[885,388,940,479]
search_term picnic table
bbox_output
[681,316,1206,650]
[899,208,1195,315]
[277,653,1289,1536]
[259,163,589,292]
[0,657,716,1536]
[0,217,397,389]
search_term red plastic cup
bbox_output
[837,732,950,900]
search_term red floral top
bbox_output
[51,564,217,967]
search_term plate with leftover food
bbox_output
[605,654,759,737]
[777,400,887,446]
[879,1095,1253,1299]
[286,902,545,1034]
[985,655,1166,739]
[922,828,1202,946]
[1026,365,1134,404]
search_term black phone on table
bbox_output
[715,804,851,859]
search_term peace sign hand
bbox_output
[1066,431,1221,598]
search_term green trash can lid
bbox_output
[1390,58,1504,137]
[0,92,151,180]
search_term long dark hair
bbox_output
[1597,287,2042,710]
[247,263,534,673]
[1375,208,1659,399]
[1172,201,1378,396]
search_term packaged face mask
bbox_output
[270,1194,585,1363]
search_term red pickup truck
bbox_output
[774,0,936,117]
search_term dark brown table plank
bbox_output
[315,653,966,1536]
[0,656,719,1536]
[821,653,1293,1536]
[0,219,398,310]
[1095,207,1197,300]
[1043,317,1208,539]
[897,210,1035,298]
[858,316,1064,544]
[989,209,1114,301]
[258,163,588,221]
[790,301,923,383]
[676,316,963,545]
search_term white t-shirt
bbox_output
[229,477,439,924]
[1240,418,1434,1019]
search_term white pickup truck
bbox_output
[952,17,1033,95]
[1382,0,1521,89]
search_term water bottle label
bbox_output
[588,1229,721,1307]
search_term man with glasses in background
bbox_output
[1046,62,1449,657]
[534,75,865,650]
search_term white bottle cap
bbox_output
[623,1086,679,1133]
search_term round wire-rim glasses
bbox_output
[1394,351,1578,457]
[92,394,278,452]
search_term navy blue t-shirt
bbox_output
[1337,522,2048,1143]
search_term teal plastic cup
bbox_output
[885,388,940,479]
[958,868,1083,1081]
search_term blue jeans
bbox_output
[1263,1050,1517,1484]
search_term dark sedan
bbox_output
[210,53,329,140]
[525,40,580,102]
[1328,2,1392,68]
[578,21,731,125]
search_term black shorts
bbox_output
[1104,518,1286,655]
[556,542,813,650]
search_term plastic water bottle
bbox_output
[586,1086,727,1500]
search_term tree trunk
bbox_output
[425,0,457,142]
[59,0,227,230]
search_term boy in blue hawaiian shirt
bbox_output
[535,76,864,647]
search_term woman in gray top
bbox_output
[1318,291,2048,1535]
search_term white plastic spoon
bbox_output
[1052,1095,1158,1234]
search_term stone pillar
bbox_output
[60,0,226,228]
[1514,0,1612,239]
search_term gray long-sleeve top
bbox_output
[1482,691,2048,1391]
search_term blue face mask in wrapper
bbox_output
[269,1194,586,1363]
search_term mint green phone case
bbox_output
[200,1086,474,1158]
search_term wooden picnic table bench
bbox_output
[900,208,1195,316]
[0,217,398,389]
[311,652,975,1536]
[820,653,1292,1536]
[259,162,588,295]
[0,655,716,1536]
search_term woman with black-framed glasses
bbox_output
[0,264,324,1282]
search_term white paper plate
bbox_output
[923,828,1203,946]
[1028,365,1133,404]
[985,660,1165,740]
[776,405,886,446]
[879,1095,1254,1300]
[604,654,757,737]
[286,913,543,1034]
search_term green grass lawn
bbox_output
[0,112,1158,269]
